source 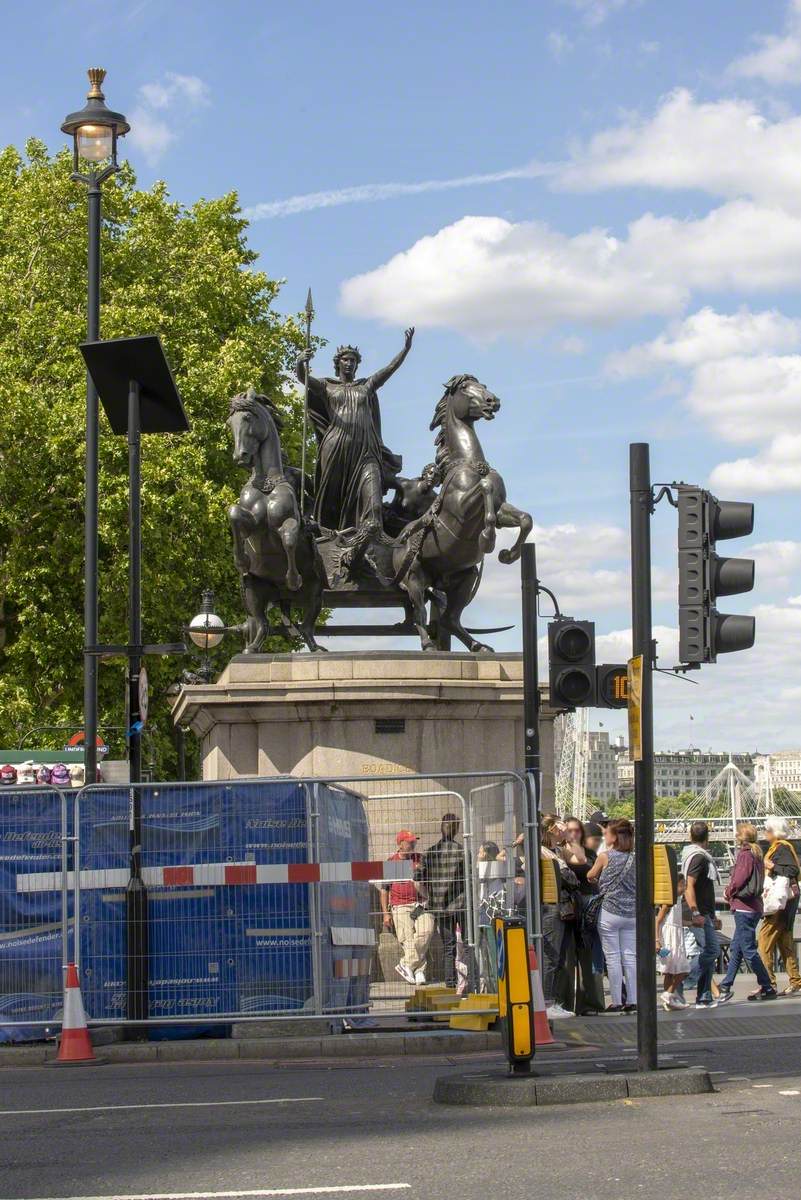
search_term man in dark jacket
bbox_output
[759,816,801,996]
[421,813,466,989]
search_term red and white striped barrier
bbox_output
[17,858,413,893]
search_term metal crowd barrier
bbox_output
[0,784,72,1037]
[1,771,529,1034]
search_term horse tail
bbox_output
[391,524,429,586]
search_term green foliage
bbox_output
[0,141,307,769]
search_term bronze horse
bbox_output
[393,375,532,652]
[227,388,325,653]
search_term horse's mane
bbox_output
[430,374,477,474]
[228,389,284,431]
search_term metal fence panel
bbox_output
[0,771,527,1032]
[315,771,527,1019]
[0,785,71,1037]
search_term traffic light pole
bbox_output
[521,544,544,968]
[630,443,657,1071]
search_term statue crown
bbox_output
[334,344,361,364]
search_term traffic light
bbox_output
[596,664,628,709]
[677,486,756,666]
[548,619,595,707]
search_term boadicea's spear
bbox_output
[300,288,314,516]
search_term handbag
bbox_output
[575,892,599,936]
[763,873,791,915]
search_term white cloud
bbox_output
[606,308,801,377]
[339,202,801,338]
[594,604,801,749]
[748,542,801,592]
[557,335,587,355]
[729,0,801,85]
[129,72,209,166]
[562,0,635,26]
[127,108,174,164]
[710,434,801,494]
[556,89,801,213]
[244,163,553,221]
[477,523,673,616]
[547,31,574,60]
[139,72,209,110]
[688,355,801,444]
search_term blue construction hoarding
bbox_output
[1,780,372,1039]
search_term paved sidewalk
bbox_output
[561,971,801,1046]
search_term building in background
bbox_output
[586,731,620,803]
[754,751,801,796]
[616,748,754,799]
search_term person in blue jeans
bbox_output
[682,822,722,1009]
[718,822,776,1002]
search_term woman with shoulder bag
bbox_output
[587,818,637,1013]
[757,816,801,997]
[717,823,774,1003]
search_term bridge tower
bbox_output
[555,708,589,820]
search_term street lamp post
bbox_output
[61,69,129,788]
[187,590,226,682]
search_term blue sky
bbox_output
[3,0,801,751]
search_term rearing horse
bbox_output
[227,388,325,653]
[392,375,532,652]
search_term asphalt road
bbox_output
[1,1024,800,1200]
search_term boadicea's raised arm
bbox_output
[368,327,415,390]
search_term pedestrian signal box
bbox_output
[596,663,628,709]
[653,844,678,906]
[493,915,534,1074]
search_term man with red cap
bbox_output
[380,830,433,985]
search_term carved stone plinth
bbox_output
[172,652,559,807]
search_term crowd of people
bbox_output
[539,811,801,1017]
[380,808,801,1017]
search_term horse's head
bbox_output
[226,387,282,470]
[430,375,500,433]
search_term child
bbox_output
[655,874,691,1010]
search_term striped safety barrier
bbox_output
[16,859,414,894]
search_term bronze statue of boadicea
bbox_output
[225,327,532,654]
[295,328,414,582]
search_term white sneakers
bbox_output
[661,991,688,1011]
[394,963,415,984]
[414,969,426,985]
[546,1003,575,1020]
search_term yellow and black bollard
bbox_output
[494,915,535,1076]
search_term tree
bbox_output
[0,141,307,770]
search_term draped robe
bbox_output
[306,375,402,532]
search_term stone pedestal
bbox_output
[172,652,558,807]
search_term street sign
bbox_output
[627,655,643,762]
[65,731,109,756]
[138,665,149,725]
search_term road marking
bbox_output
[779,1089,800,1095]
[0,1097,324,1117]
[753,1083,773,1088]
[12,1186,411,1200]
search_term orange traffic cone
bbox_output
[53,964,98,1066]
[528,944,556,1046]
